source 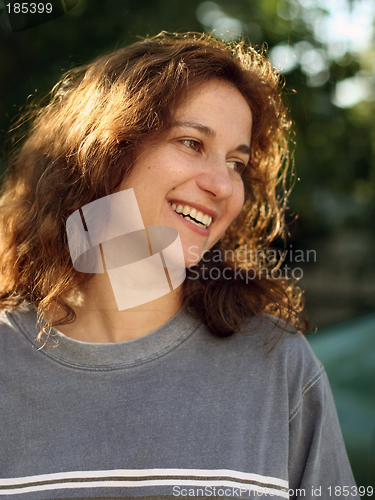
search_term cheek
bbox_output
[231,184,245,220]
[220,188,244,235]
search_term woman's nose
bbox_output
[195,155,234,200]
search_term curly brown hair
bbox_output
[0,31,309,340]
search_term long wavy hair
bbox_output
[0,32,310,340]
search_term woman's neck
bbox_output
[48,273,183,343]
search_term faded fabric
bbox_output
[0,306,358,500]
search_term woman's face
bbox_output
[120,79,252,267]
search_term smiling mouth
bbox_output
[169,202,213,229]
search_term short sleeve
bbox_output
[288,367,359,499]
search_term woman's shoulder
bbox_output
[0,305,38,348]
[190,312,324,403]
[243,313,324,385]
[246,315,325,410]
[197,312,320,367]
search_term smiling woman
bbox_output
[0,32,304,340]
[0,32,358,499]
[120,80,251,268]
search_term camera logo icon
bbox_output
[66,189,186,310]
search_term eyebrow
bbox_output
[173,121,216,138]
[173,120,251,159]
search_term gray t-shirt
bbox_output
[0,306,358,499]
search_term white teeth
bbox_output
[195,211,204,223]
[189,219,205,228]
[168,202,213,228]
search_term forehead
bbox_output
[172,79,252,139]
[176,79,248,110]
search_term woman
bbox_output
[0,33,358,499]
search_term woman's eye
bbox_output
[227,160,246,175]
[181,139,201,151]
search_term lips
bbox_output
[168,202,213,229]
